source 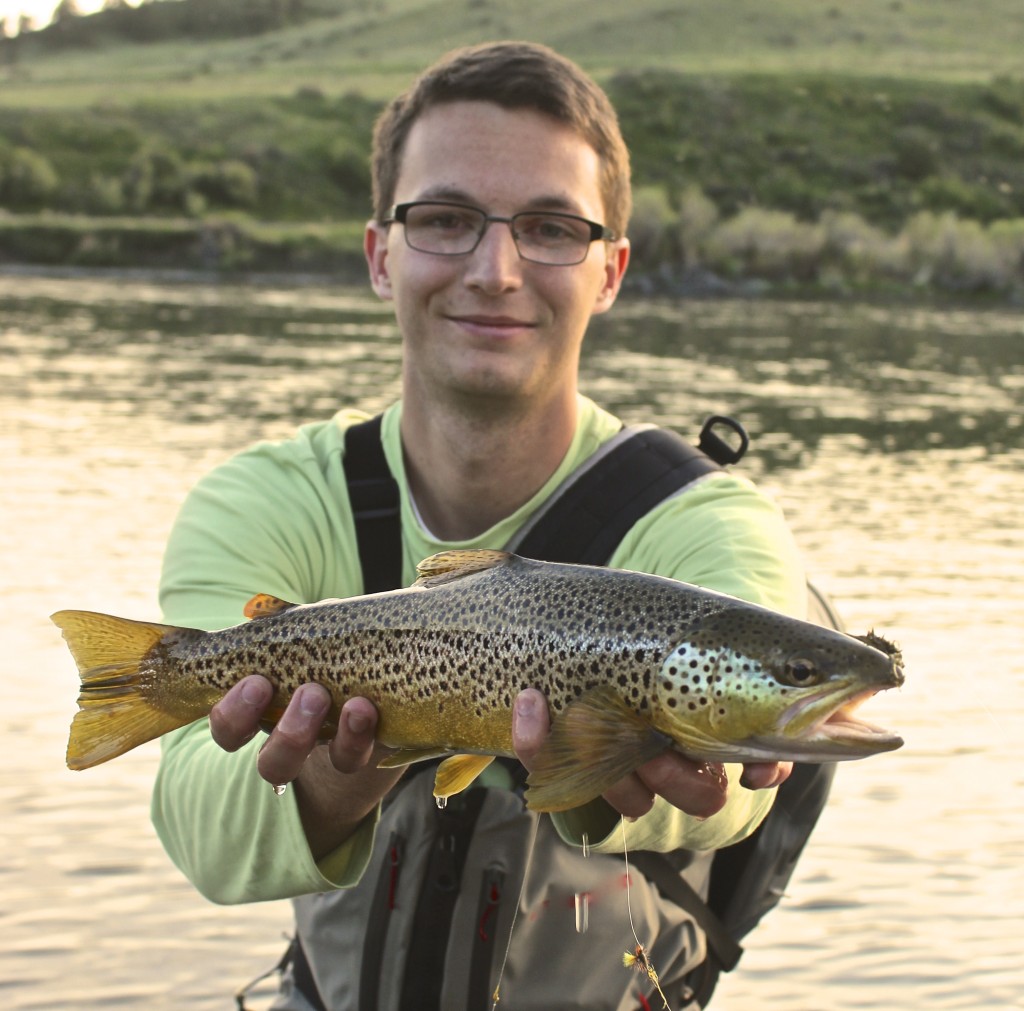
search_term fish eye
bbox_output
[781,657,822,687]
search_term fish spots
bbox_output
[160,554,862,768]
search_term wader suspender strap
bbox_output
[506,419,745,566]
[343,414,402,595]
[276,416,748,1010]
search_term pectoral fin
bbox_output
[525,687,672,813]
[433,754,496,799]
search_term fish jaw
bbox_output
[763,683,904,760]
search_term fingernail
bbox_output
[515,693,536,719]
[241,678,269,706]
[298,685,327,717]
[346,710,371,735]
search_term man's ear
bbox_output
[593,238,631,315]
[365,221,393,300]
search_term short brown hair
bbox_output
[370,41,632,236]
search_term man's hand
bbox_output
[209,676,403,859]
[511,688,791,819]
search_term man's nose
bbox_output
[463,220,524,292]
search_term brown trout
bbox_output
[53,550,904,811]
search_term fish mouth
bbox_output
[779,686,903,758]
[814,690,903,751]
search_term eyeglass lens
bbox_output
[400,203,599,265]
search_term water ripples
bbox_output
[2,275,1021,1009]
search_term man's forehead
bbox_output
[395,101,604,213]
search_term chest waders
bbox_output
[249,416,837,1011]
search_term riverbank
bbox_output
[3,208,1022,301]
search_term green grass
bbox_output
[4,0,1024,107]
[3,0,1024,296]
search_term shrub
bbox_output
[190,159,259,208]
[627,185,676,268]
[891,126,939,181]
[917,174,1009,223]
[84,172,126,214]
[327,138,371,206]
[121,147,189,213]
[905,211,1014,291]
[0,147,60,209]
[819,210,909,283]
[676,185,719,268]
[703,207,825,281]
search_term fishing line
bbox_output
[622,815,643,950]
[620,816,673,1011]
[490,810,541,1010]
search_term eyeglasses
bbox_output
[384,201,616,266]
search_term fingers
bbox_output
[256,683,332,787]
[511,688,550,769]
[740,760,793,791]
[601,772,657,820]
[210,676,385,791]
[601,753,728,821]
[209,675,275,751]
[635,754,729,819]
[327,697,381,774]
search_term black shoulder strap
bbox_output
[341,415,742,587]
[507,427,716,565]
[343,415,402,594]
[507,416,747,566]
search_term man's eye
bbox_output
[519,216,583,243]
[420,211,475,231]
[537,220,573,239]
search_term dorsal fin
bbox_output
[243,593,299,620]
[413,549,512,587]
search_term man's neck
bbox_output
[399,393,578,542]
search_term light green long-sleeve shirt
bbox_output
[152,397,807,904]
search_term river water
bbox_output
[2,272,1021,1010]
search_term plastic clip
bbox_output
[698,415,749,466]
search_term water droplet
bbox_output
[574,891,590,933]
[273,783,288,797]
[435,795,448,810]
[581,832,590,859]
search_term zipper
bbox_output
[359,831,404,1010]
[467,866,506,1009]
[397,788,487,1011]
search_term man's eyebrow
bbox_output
[413,186,586,215]
[414,185,477,205]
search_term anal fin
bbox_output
[434,754,496,799]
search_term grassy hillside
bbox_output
[2,0,1023,295]
[4,0,1024,107]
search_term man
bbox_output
[153,41,806,1010]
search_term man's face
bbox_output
[365,101,630,409]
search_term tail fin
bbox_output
[52,609,192,770]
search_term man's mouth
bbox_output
[448,314,537,334]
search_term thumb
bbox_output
[511,688,550,770]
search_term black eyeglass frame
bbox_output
[384,200,617,265]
